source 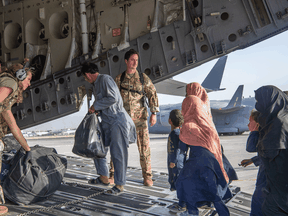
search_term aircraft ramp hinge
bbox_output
[152,65,163,78]
[185,50,196,65]
[212,42,226,56]
[276,8,288,20]
[16,109,26,120]
[221,40,227,54]
[66,94,77,105]
[41,102,50,112]
[238,25,252,37]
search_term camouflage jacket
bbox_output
[115,70,159,121]
[0,73,19,139]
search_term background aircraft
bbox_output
[150,84,253,134]
[1,0,287,130]
[149,56,253,134]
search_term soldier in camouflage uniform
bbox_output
[0,61,32,214]
[112,49,159,186]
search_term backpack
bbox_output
[3,145,67,205]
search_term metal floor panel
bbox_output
[4,155,250,216]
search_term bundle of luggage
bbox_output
[1,138,67,205]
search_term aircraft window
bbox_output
[113,55,119,62]
[34,88,40,94]
[23,92,29,98]
[100,61,106,67]
[144,68,151,76]
[221,12,229,21]
[228,34,237,42]
[60,98,66,105]
[59,78,65,84]
[166,36,173,43]
[200,45,208,52]
[27,109,32,115]
[36,106,41,112]
[143,43,150,50]
[51,101,57,108]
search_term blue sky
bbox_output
[27,30,288,131]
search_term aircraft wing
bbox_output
[154,79,186,96]
[155,56,228,96]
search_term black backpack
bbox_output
[3,145,67,205]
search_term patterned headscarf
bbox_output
[180,82,229,182]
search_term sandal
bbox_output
[88,177,110,186]
[104,186,123,196]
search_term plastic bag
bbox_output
[72,113,106,158]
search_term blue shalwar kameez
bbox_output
[176,142,232,216]
[246,131,266,216]
[92,74,136,186]
[167,128,186,191]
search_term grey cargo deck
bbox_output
[5,155,252,216]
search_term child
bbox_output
[167,109,185,191]
[240,109,266,216]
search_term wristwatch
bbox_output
[151,112,156,115]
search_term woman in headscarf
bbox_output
[174,82,231,216]
[254,85,288,215]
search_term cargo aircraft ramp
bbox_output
[4,155,251,216]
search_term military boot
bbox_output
[143,174,153,186]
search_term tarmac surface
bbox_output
[26,132,258,195]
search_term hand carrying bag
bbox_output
[72,113,106,158]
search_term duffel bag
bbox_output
[3,145,67,205]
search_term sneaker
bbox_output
[169,203,186,213]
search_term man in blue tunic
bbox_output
[79,62,136,195]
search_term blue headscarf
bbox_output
[255,85,288,155]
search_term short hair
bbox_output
[169,109,184,127]
[124,49,139,61]
[79,62,99,76]
[250,109,260,123]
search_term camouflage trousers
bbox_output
[110,118,152,180]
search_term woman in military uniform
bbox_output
[0,61,33,214]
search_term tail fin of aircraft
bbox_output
[201,55,227,93]
[225,85,244,108]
